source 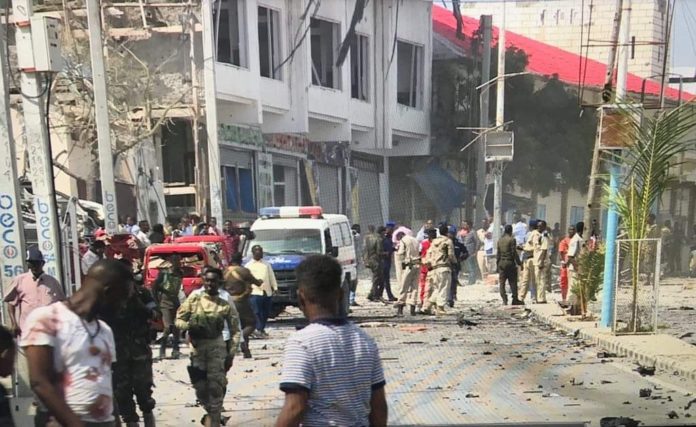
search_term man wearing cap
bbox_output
[4,247,65,337]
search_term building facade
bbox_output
[210,0,433,228]
[460,0,669,79]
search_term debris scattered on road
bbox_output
[564,403,581,407]
[457,314,479,327]
[685,398,696,410]
[465,392,479,398]
[667,410,679,419]
[570,378,584,386]
[360,322,397,328]
[542,392,560,398]
[679,306,694,311]
[597,351,618,358]
[622,401,632,405]
[639,388,652,398]
[399,326,428,332]
[482,351,493,355]
[679,332,694,339]
[402,341,426,345]
[635,365,656,376]
[600,417,640,427]
[440,337,448,342]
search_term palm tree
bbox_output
[607,102,696,332]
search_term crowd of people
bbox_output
[357,214,596,311]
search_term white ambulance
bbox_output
[243,206,358,317]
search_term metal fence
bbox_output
[612,238,661,335]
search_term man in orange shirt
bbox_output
[558,225,575,303]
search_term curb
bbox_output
[529,307,696,382]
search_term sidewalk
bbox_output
[530,303,696,380]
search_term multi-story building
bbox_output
[209,0,432,227]
[459,0,670,79]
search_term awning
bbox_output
[410,164,467,213]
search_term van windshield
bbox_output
[247,229,323,256]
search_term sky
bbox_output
[672,0,696,70]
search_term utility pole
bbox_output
[201,0,223,222]
[86,0,119,235]
[583,0,623,231]
[601,0,631,329]
[12,0,62,280]
[492,3,506,243]
[476,15,492,225]
[0,23,26,324]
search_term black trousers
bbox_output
[499,264,519,303]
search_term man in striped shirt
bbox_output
[276,255,388,427]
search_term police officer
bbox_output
[106,266,160,427]
[394,230,420,316]
[423,225,456,315]
[176,268,239,427]
[496,225,523,306]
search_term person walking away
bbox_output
[661,220,674,275]
[381,225,397,301]
[496,225,523,305]
[567,222,585,301]
[224,253,261,358]
[82,240,106,275]
[518,220,538,303]
[246,245,278,338]
[152,255,184,359]
[558,226,575,303]
[4,247,66,338]
[350,224,362,306]
[460,221,479,285]
[176,268,239,427]
[476,219,493,282]
[275,256,387,427]
[149,224,166,244]
[417,229,435,311]
[512,214,528,248]
[394,231,420,316]
[423,225,456,315]
[532,220,550,303]
[364,226,384,302]
[0,326,17,426]
[103,265,160,427]
[22,260,131,427]
[448,226,468,307]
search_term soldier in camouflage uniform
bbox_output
[152,254,183,359]
[176,267,239,427]
[106,269,160,427]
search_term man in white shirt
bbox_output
[512,215,528,247]
[476,219,494,281]
[245,245,278,338]
[567,221,585,294]
[135,220,151,248]
[81,240,106,275]
[22,259,131,427]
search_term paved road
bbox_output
[151,282,696,426]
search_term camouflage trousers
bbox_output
[190,337,227,426]
[113,357,155,423]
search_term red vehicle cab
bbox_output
[143,243,220,296]
[172,235,231,266]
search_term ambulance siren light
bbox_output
[258,206,323,219]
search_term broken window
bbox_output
[350,33,369,101]
[310,18,341,89]
[214,0,246,67]
[161,120,195,186]
[397,40,423,109]
[258,6,282,80]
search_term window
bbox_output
[273,164,285,206]
[350,34,369,101]
[223,166,255,213]
[330,224,346,247]
[244,229,323,256]
[214,0,246,67]
[161,120,194,185]
[396,41,423,109]
[536,204,547,221]
[258,6,282,80]
[570,206,584,227]
[310,18,341,89]
[339,222,353,247]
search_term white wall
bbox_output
[459,0,667,79]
